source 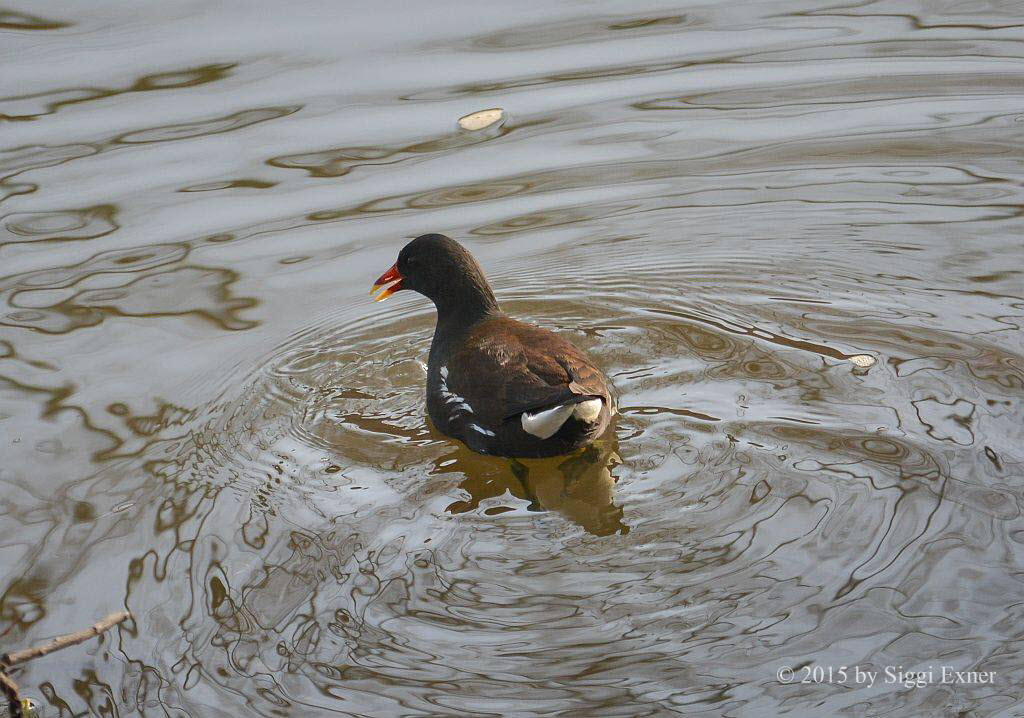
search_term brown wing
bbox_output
[444,316,610,425]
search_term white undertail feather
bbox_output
[520,404,575,439]
[573,397,603,423]
[521,398,603,439]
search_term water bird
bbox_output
[371,234,614,458]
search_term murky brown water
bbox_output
[2,1,1023,716]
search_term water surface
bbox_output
[2,1,1023,716]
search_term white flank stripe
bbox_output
[439,365,497,437]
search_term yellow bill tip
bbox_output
[371,281,400,301]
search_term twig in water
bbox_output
[0,610,131,718]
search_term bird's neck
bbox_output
[433,279,500,330]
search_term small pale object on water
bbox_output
[458,108,504,131]
[848,354,875,367]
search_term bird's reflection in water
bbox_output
[436,441,628,536]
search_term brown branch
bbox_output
[0,671,21,718]
[1,611,131,668]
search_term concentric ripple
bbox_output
[31,233,1007,716]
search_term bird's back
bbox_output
[427,315,613,456]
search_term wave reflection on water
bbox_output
[1,0,1023,716]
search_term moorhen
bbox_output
[371,234,614,458]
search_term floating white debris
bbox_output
[458,107,504,131]
[848,354,876,367]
